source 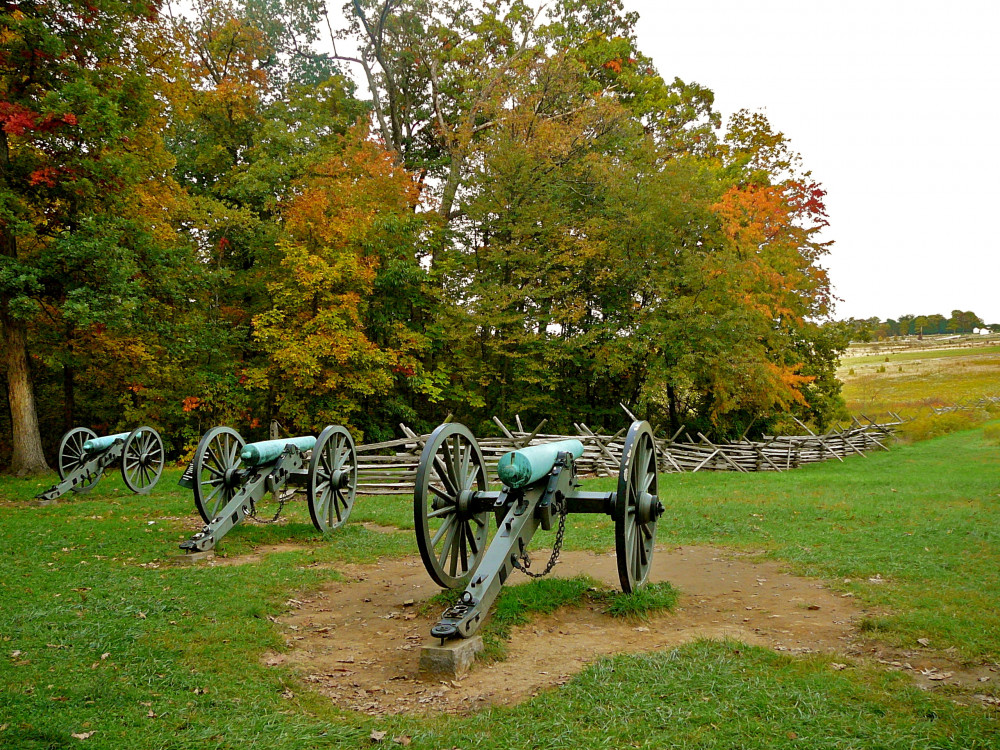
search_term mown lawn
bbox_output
[2,423,999,748]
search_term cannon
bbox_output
[36,426,165,502]
[414,420,663,640]
[178,425,358,553]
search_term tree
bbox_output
[247,130,430,436]
[1,0,175,473]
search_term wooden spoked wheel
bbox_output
[192,427,246,523]
[615,420,661,593]
[307,425,358,532]
[57,427,103,493]
[121,426,165,495]
[414,423,490,589]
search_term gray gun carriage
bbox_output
[179,425,358,554]
[414,419,665,641]
[36,426,165,502]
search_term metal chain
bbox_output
[513,496,567,579]
[248,489,295,524]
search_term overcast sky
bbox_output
[626,0,1000,324]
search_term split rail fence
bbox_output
[351,412,902,496]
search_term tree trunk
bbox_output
[63,363,75,432]
[1,129,50,474]
[667,383,679,436]
[1,310,50,475]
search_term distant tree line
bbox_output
[1,0,848,474]
[842,311,997,341]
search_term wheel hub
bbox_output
[457,489,475,516]
[331,470,350,490]
[636,491,662,524]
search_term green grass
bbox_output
[837,341,1000,419]
[433,577,679,661]
[2,425,1000,747]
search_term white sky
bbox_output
[627,0,1000,324]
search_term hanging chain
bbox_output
[248,488,295,523]
[513,496,568,579]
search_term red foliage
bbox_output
[0,102,37,136]
[0,102,78,135]
[28,167,59,188]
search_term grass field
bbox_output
[2,420,999,748]
[837,335,1000,423]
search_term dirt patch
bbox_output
[263,546,880,715]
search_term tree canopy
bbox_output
[2,0,847,471]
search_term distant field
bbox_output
[837,335,1000,418]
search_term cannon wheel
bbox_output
[57,427,103,493]
[307,425,358,532]
[414,423,490,589]
[192,427,246,523]
[121,426,165,495]
[615,420,660,593]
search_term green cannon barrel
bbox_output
[496,439,584,489]
[83,432,131,453]
[239,436,316,466]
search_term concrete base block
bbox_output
[171,550,215,565]
[418,636,484,678]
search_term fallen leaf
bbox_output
[10,651,21,658]
[787,732,798,740]
[370,730,387,742]
[137,612,146,620]
[71,731,95,740]
[101,653,110,660]
[830,663,848,671]
[146,710,156,718]
[806,604,820,611]
[281,688,294,699]
[392,736,412,746]
[917,638,931,647]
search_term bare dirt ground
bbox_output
[193,541,1000,715]
[234,544,978,715]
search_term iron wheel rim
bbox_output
[57,427,102,493]
[192,427,245,523]
[121,426,165,495]
[307,425,357,532]
[615,421,659,593]
[414,423,489,589]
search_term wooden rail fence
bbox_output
[350,412,902,496]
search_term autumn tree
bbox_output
[248,131,432,437]
[0,0,180,473]
[163,0,368,440]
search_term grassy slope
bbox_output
[837,339,1000,416]
[2,424,998,748]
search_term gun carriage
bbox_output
[415,420,664,640]
[179,425,357,553]
[36,426,165,502]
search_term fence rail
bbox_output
[351,412,902,496]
